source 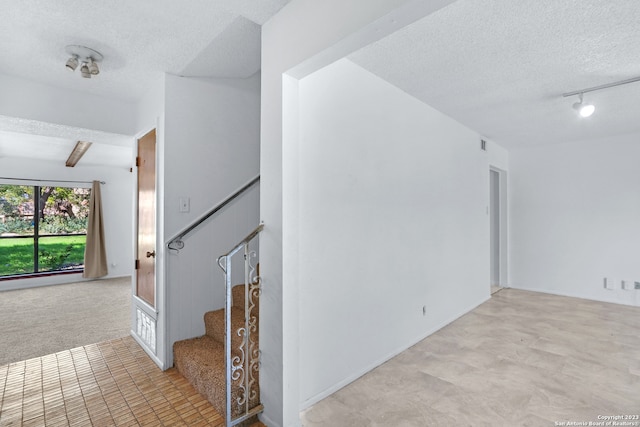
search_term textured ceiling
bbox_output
[0,130,132,168]
[349,0,640,148]
[0,0,290,169]
[0,0,291,102]
[3,0,638,155]
[179,16,261,78]
[0,115,133,168]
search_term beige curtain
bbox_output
[83,180,108,278]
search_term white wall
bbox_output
[136,77,165,135]
[162,73,261,365]
[487,139,509,171]
[0,157,133,290]
[0,72,137,136]
[262,2,456,424]
[510,133,640,307]
[297,59,490,406]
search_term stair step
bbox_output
[232,284,260,314]
[173,336,261,421]
[204,308,259,352]
[173,284,261,423]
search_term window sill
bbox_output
[0,269,84,282]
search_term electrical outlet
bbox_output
[635,282,640,290]
[604,278,616,290]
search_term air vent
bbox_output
[481,139,487,151]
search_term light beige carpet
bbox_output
[0,276,131,366]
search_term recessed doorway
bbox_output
[490,167,507,294]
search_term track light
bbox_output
[64,45,103,79]
[563,75,640,119]
[572,93,595,118]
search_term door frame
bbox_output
[130,125,164,369]
[489,166,508,288]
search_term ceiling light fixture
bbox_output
[64,45,103,79]
[563,75,640,118]
[88,59,99,75]
[65,56,79,71]
[572,93,595,118]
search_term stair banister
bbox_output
[218,222,264,426]
[167,174,260,251]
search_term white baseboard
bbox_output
[0,274,130,292]
[510,284,639,307]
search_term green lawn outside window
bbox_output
[0,235,86,276]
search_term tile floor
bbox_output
[301,289,640,426]
[0,337,225,426]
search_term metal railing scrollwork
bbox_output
[217,223,264,426]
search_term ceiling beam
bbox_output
[65,141,92,167]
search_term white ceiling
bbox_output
[0,0,290,168]
[1,0,638,163]
[0,130,132,169]
[0,0,290,102]
[349,0,640,148]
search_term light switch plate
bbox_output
[179,197,190,213]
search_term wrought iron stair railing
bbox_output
[217,223,264,426]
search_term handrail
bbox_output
[217,223,264,271]
[167,174,260,251]
[216,222,264,426]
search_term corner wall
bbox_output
[262,2,457,424]
[509,133,640,306]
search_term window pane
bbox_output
[0,184,35,236]
[0,237,34,276]
[38,186,89,236]
[37,186,88,273]
[37,235,86,272]
[1,184,89,276]
[0,185,35,276]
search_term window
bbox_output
[0,184,90,277]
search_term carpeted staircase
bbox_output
[173,284,260,424]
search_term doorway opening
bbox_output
[490,167,507,294]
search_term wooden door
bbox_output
[136,129,156,306]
